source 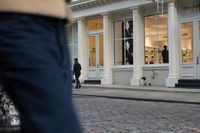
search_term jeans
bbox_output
[75,74,81,88]
[0,13,82,133]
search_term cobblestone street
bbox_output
[74,95,200,133]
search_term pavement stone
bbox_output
[73,95,200,133]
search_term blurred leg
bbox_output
[0,13,82,133]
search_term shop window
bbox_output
[144,14,168,64]
[87,18,103,31]
[67,23,78,64]
[181,22,194,63]
[114,20,133,65]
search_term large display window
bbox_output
[114,19,133,65]
[144,14,168,64]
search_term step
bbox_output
[178,79,200,84]
[175,83,200,88]
[84,80,101,84]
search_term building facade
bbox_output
[68,0,200,87]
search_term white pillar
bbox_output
[166,1,180,87]
[130,8,143,86]
[101,13,113,84]
[78,18,88,82]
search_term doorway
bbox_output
[181,20,200,79]
[88,33,104,79]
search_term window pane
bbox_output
[158,14,168,35]
[114,40,123,65]
[124,20,133,38]
[99,35,104,66]
[114,39,133,65]
[87,18,103,31]
[144,14,168,64]
[89,36,96,67]
[145,45,156,64]
[145,15,156,36]
[124,39,133,64]
[114,19,133,66]
[181,22,194,63]
[115,21,123,39]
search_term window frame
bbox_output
[144,13,168,65]
[114,19,134,66]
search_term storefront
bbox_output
[68,0,200,87]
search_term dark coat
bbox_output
[162,49,169,63]
[73,62,81,76]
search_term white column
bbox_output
[130,8,143,86]
[166,1,180,87]
[101,13,113,84]
[78,18,88,82]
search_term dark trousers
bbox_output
[75,74,81,88]
[0,13,82,133]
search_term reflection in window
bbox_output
[144,14,168,64]
[181,22,194,63]
[114,20,133,65]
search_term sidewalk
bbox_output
[73,84,200,104]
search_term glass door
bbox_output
[88,34,104,79]
[181,22,194,64]
[181,20,200,79]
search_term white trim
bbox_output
[87,30,103,35]
[112,65,133,69]
[73,0,152,18]
[142,64,169,70]
[70,0,96,7]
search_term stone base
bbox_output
[79,79,85,84]
[130,77,142,86]
[166,77,179,87]
[101,76,112,85]
[0,126,20,133]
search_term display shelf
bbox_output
[145,46,163,64]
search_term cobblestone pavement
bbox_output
[73,95,200,133]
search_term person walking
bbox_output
[0,0,82,133]
[73,58,82,88]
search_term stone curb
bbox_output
[79,84,200,94]
[73,93,200,105]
